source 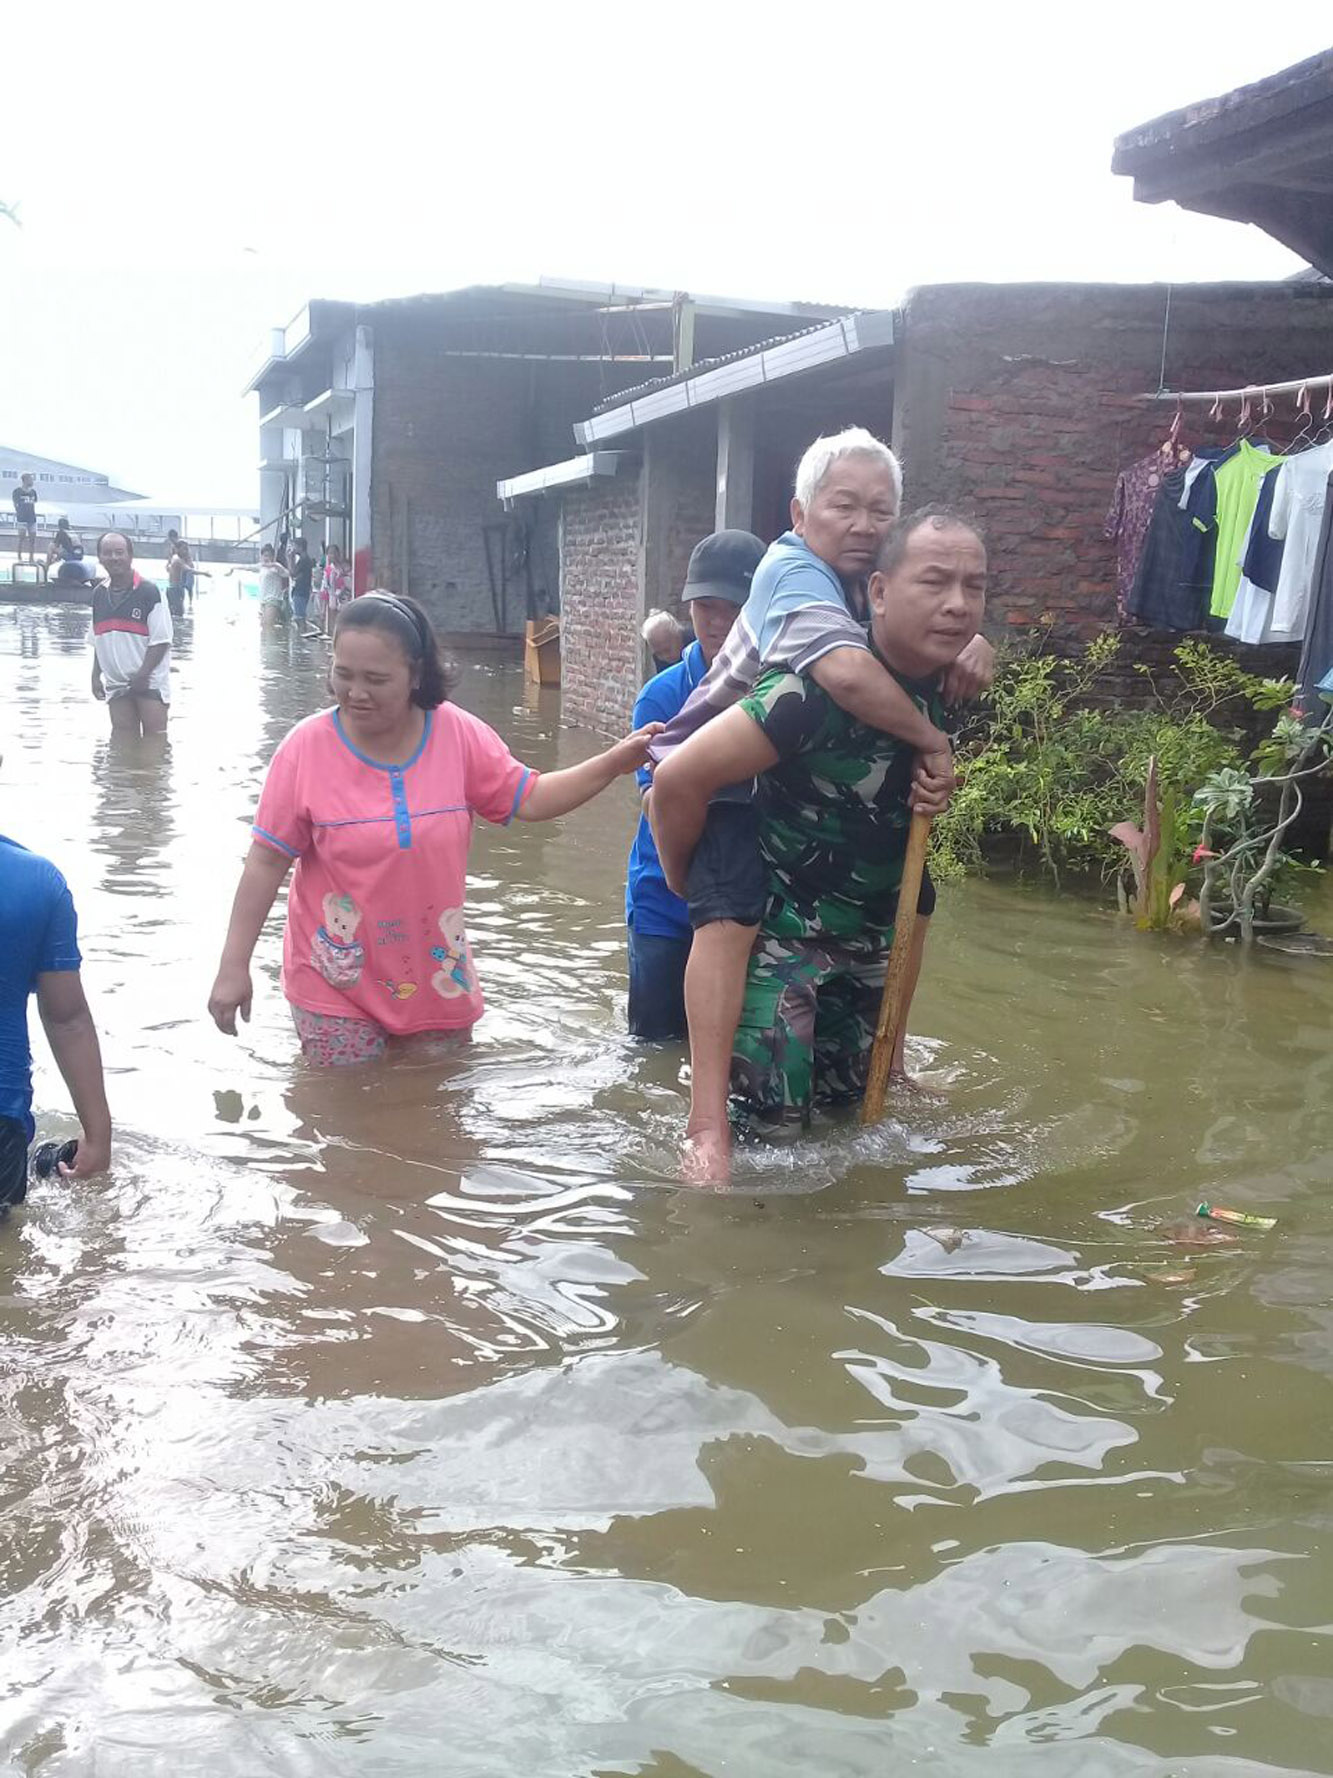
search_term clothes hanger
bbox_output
[1256,389,1274,449]
[1286,385,1317,455]
[1159,398,1191,467]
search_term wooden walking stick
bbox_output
[861,808,933,1125]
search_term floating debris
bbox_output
[924,1226,967,1253]
[1160,1217,1238,1248]
[1144,1267,1197,1285]
[1196,1201,1278,1231]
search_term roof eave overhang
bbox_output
[496,450,631,509]
[1113,51,1333,277]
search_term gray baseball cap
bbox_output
[683,529,766,606]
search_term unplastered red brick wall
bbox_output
[560,472,643,736]
[895,282,1333,641]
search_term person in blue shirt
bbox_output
[0,829,112,1213]
[626,530,765,1040]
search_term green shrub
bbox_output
[932,632,1292,890]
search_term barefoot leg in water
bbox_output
[682,918,757,1182]
[889,915,930,1083]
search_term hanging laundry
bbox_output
[1225,466,1296,645]
[1190,439,1284,624]
[1128,447,1236,630]
[1127,464,1214,630]
[1296,472,1333,717]
[1177,444,1236,510]
[1269,441,1333,638]
[1105,444,1189,622]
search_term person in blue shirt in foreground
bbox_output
[0,801,112,1213]
[626,530,766,1040]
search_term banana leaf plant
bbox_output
[1110,756,1192,930]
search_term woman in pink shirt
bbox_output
[208,591,656,1066]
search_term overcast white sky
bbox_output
[1,2,1328,509]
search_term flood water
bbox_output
[4,585,1333,1777]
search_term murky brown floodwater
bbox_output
[4,582,1333,1777]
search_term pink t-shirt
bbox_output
[253,704,538,1033]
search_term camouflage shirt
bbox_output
[739,663,942,950]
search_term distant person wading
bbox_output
[90,531,173,736]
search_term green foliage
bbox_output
[933,632,1286,889]
[1192,767,1254,825]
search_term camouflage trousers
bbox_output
[730,933,887,1126]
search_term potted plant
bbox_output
[1194,708,1333,944]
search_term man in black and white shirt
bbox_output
[90,531,173,736]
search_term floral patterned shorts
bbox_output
[290,1005,388,1067]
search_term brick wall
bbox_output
[369,313,643,636]
[559,470,644,735]
[894,281,1333,641]
[561,409,717,736]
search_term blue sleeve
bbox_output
[36,868,82,975]
[633,666,686,792]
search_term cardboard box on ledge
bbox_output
[525,617,561,686]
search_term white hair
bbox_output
[793,426,902,511]
[641,609,683,644]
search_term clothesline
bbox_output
[1137,373,1333,405]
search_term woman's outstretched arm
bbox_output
[517,724,662,821]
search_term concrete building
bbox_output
[493,50,1333,738]
[500,280,1333,734]
[1,447,142,509]
[246,280,846,643]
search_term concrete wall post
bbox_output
[715,396,756,532]
[638,429,678,672]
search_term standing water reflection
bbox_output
[4,588,1333,1775]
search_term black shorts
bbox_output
[685,801,937,930]
[686,802,768,929]
[0,1116,28,1213]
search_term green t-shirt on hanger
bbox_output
[1205,438,1284,621]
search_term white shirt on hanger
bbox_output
[1226,478,1300,645]
[1269,441,1333,636]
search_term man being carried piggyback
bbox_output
[647,427,993,1180]
[653,508,988,1151]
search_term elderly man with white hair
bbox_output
[641,609,689,673]
[647,425,993,1180]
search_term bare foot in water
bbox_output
[683,1123,732,1187]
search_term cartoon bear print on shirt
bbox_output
[430,907,476,999]
[312,891,365,989]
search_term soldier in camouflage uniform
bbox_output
[650,507,988,1132]
[729,663,944,1123]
